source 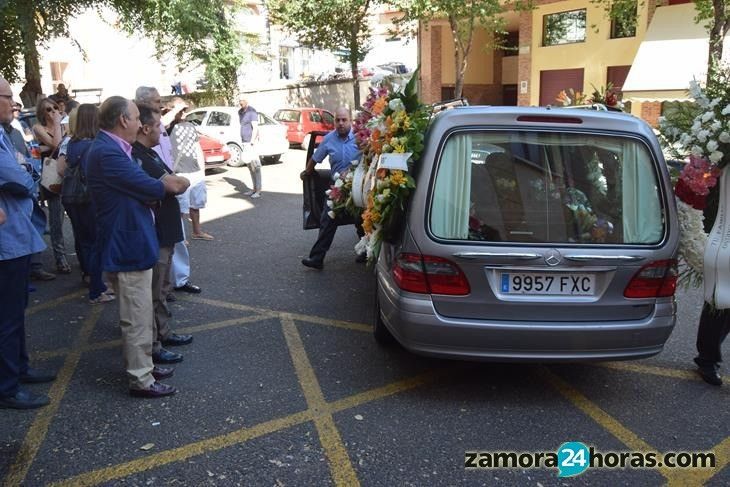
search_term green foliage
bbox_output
[112,0,249,104]
[266,0,375,106]
[0,0,97,83]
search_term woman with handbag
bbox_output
[32,97,70,274]
[59,104,113,304]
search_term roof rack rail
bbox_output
[432,98,469,113]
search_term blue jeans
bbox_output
[0,255,31,398]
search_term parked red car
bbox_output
[273,107,334,148]
[198,133,231,170]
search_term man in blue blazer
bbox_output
[87,96,189,398]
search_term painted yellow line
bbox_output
[26,291,84,316]
[181,295,372,332]
[281,315,360,487]
[3,306,104,487]
[665,436,730,487]
[595,362,698,382]
[49,410,314,487]
[49,371,440,486]
[32,315,269,361]
[540,367,709,483]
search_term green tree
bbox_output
[392,0,530,100]
[0,0,249,106]
[596,0,730,85]
[266,0,375,108]
[112,0,252,104]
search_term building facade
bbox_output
[419,0,722,126]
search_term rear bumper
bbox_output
[378,274,676,362]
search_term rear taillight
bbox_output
[624,260,678,298]
[393,253,470,295]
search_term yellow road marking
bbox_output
[3,306,104,487]
[182,295,371,332]
[281,315,360,486]
[595,362,698,382]
[540,367,719,483]
[50,373,438,486]
[32,315,269,361]
[26,291,84,316]
[665,436,730,487]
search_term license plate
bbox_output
[500,272,595,295]
[207,155,224,162]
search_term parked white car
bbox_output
[184,106,289,165]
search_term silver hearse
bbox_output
[374,106,679,361]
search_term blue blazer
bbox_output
[86,131,165,272]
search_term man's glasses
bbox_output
[45,105,60,113]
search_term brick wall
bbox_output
[517,10,533,106]
[640,101,662,127]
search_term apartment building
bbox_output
[419,0,724,126]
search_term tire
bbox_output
[301,133,311,150]
[225,143,245,167]
[373,274,396,346]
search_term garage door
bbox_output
[539,68,584,106]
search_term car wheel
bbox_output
[226,143,245,167]
[261,154,281,165]
[373,274,396,346]
[301,133,311,150]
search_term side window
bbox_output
[309,111,323,123]
[322,111,334,125]
[185,111,207,126]
[208,111,231,126]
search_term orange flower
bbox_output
[372,97,387,115]
[376,168,388,179]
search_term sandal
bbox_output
[89,293,115,305]
[191,233,214,241]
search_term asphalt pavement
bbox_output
[1,148,728,486]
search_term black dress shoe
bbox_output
[355,253,367,263]
[20,367,57,384]
[301,257,324,270]
[161,333,193,347]
[153,348,183,364]
[152,366,175,380]
[174,282,201,294]
[30,269,56,281]
[166,293,177,302]
[0,389,50,409]
[697,365,722,386]
[129,381,177,398]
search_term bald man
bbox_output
[300,107,364,269]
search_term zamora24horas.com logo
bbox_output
[465,442,716,477]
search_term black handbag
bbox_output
[61,146,91,205]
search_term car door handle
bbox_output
[453,252,541,260]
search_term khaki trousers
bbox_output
[108,269,155,390]
[152,246,174,353]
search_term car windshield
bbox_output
[275,110,300,122]
[429,131,665,245]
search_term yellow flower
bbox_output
[371,210,382,223]
[390,170,406,187]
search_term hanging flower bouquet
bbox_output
[327,69,432,261]
[659,70,730,288]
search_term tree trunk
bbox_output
[18,5,43,107]
[450,15,473,101]
[349,27,361,108]
[707,0,725,84]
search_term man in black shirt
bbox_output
[132,103,193,367]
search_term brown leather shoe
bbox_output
[129,381,177,398]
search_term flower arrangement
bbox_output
[328,69,432,261]
[555,88,587,107]
[555,83,622,109]
[659,67,730,288]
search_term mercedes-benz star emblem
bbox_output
[544,249,562,266]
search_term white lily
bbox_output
[328,210,336,219]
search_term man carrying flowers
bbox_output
[300,107,364,269]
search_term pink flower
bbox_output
[329,186,343,202]
[679,155,720,196]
